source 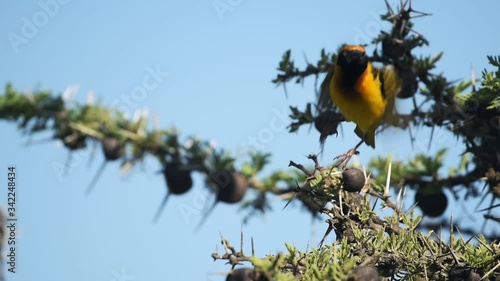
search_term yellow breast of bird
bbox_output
[330,66,386,134]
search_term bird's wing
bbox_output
[381,66,402,118]
[371,65,401,126]
[317,64,335,111]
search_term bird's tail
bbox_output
[355,125,375,148]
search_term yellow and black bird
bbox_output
[326,45,401,149]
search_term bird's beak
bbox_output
[345,50,365,63]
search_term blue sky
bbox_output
[1,1,499,280]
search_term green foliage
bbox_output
[272,0,500,231]
[288,104,314,133]
[2,1,500,280]
[0,84,317,221]
[272,49,334,87]
[250,243,357,281]
[215,157,500,280]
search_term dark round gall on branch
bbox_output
[414,189,448,217]
[382,36,406,59]
[342,168,365,192]
[101,136,125,161]
[213,170,248,203]
[55,130,86,150]
[314,111,343,134]
[377,254,402,277]
[63,134,86,150]
[163,163,193,195]
[226,268,267,281]
[194,171,248,231]
[347,266,381,281]
[397,68,418,99]
[153,163,194,222]
[85,136,125,196]
[448,265,482,281]
[226,268,252,281]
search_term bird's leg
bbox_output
[333,139,364,168]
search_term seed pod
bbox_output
[214,170,248,203]
[314,111,343,135]
[55,130,87,150]
[85,135,125,195]
[342,168,365,192]
[377,254,402,277]
[153,163,194,223]
[314,111,343,145]
[163,162,193,195]
[64,135,86,150]
[347,266,381,281]
[382,36,406,59]
[448,265,482,281]
[52,130,87,176]
[226,268,267,281]
[102,136,125,160]
[397,68,418,99]
[414,189,448,217]
[226,268,253,281]
[195,170,248,231]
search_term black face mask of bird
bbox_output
[337,50,369,88]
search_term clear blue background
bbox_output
[1,1,499,280]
